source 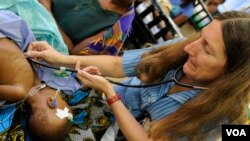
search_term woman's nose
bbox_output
[184,42,195,55]
[184,38,202,56]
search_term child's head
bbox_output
[27,87,72,141]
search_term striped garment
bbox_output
[114,38,201,120]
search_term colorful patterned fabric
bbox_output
[80,4,135,55]
[0,10,113,141]
[0,112,26,141]
[63,89,114,141]
[0,106,16,133]
[1,89,113,141]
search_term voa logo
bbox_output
[226,129,246,136]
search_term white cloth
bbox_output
[101,122,120,141]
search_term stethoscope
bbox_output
[27,57,208,90]
[0,57,208,124]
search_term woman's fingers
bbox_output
[75,65,108,91]
[82,66,101,75]
[76,74,88,85]
[75,61,81,71]
[77,70,92,81]
[75,63,92,89]
[28,41,47,51]
[77,71,94,88]
[26,50,44,58]
[26,41,48,59]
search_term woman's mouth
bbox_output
[186,58,196,70]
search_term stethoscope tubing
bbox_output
[27,57,208,89]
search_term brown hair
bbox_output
[28,108,71,141]
[136,38,196,83]
[136,11,250,140]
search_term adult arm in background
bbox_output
[0,38,34,101]
[53,20,105,55]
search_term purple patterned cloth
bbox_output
[80,4,135,55]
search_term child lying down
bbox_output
[0,10,113,141]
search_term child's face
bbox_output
[46,88,73,121]
[30,87,72,126]
[47,95,71,128]
[27,88,72,140]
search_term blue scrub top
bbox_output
[115,38,201,120]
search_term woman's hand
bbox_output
[26,41,65,64]
[75,62,113,96]
[81,66,101,76]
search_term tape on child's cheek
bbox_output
[55,107,73,121]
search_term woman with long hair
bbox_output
[26,11,250,140]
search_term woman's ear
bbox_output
[47,96,57,108]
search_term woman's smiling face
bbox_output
[183,20,227,83]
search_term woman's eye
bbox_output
[204,44,210,54]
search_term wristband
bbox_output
[107,94,121,105]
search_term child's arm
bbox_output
[0,85,27,102]
[0,38,34,102]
